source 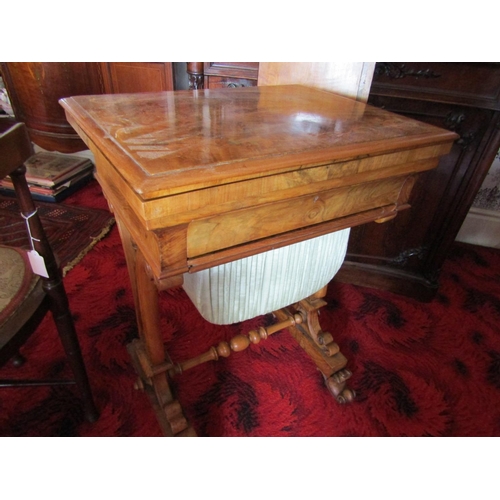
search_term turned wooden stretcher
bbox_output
[61,85,457,436]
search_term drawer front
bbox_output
[187,176,408,258]
[206,76,257,89]
[204,62,259,78]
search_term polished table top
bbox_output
[61,85,454,196]
[61,85,457,281]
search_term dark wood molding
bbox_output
[336,62,500,301]
[375,63,442,80]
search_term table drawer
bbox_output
[187,176,409,258]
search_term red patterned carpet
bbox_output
[1,179,500,437]
[0,194,114,275]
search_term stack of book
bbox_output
[0,152,94,202]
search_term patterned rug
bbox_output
[0,194,115,275]
[1,181,499,437]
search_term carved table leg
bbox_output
[117,218,195,436]
[274,286,356,404]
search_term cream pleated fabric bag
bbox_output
[183,228,350,325]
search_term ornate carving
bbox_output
[390,247,427,266]
[445,111,476,149]
[186,62,204,90]
[456,133,476,149]
[285,290,356,404]
[188,74,204,90]
[375,63,441,80]
[445,111,466,131]
[324,370,355,404]
[127,339,196,436]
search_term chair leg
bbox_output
[44,279,99,423]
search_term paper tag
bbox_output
[27,250,49,278]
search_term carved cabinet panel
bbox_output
[371,62,500,109]
[335,63,500,300]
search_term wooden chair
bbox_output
[0,122,98,423]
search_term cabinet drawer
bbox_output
[204,62,258,78]
[187,176,409,258]
[206,76,257,89]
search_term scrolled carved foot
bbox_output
[127,339,196,436]
[317,332,340,356]
[336,388,356,404]
[332,368,352,384]
[164,400,196,436]
[324,369,356,404]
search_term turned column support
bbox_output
[168,312,304,377]
[187,62,204,90]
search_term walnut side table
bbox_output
[61,85,457,436]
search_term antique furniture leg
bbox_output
[11,164,99,422]
[122,233,195,437]
[186,62,204,90]
[274,286,355,404]
[44,273,101,421]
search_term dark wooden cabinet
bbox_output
[335,63,500,300]
[1,62,175,153]
[0,62,104,152]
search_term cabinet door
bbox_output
[334,62,500,301]
[336,96,499,300]
[100,63,174,93]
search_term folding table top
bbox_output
[61,85,456,199]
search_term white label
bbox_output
[27,250,49,278]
